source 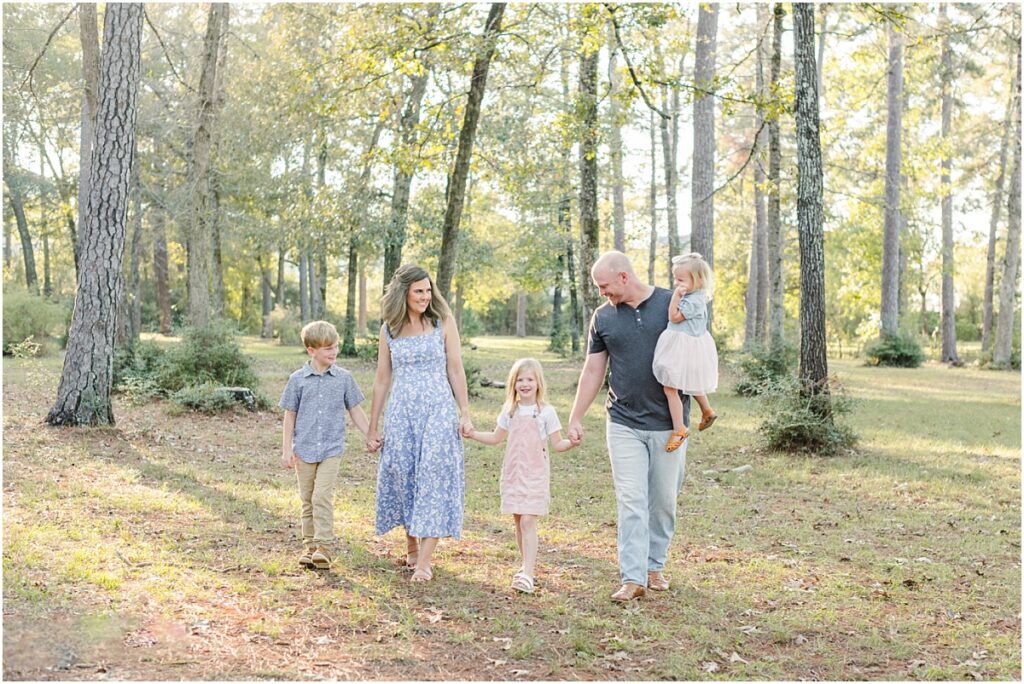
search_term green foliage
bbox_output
[734,343,797,396]
[3,290,68,355]
[168,383,241,414]
[354,333,380,361]
[463,355,483,398]
[7,336,42,358]
[758,375,857,456]
[155,324,261,392]
[113,341,165,403]
[864,332,925,368]
[266,306,303,346]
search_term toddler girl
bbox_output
[652,253,719,452]
[467,358,575,593]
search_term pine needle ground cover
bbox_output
[4,336,1019,680]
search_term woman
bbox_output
[367,264,473,582]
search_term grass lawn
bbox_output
[3,335,1020,680]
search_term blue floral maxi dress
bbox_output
[375,324,465,539]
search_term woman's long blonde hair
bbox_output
[505,358,548,418]
[671,252,715,300]
[381,264,451,336]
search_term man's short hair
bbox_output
[301,320,340,349]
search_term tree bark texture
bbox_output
[994,45,1021,367]
[578,36,601,324]
[152,206,171,335]
[342,238,359,355]
[358,261,367,335]
[746,7,770,350]
[983,45,1019,352]
[76,3,100,279]
[608,25,626,253]
[260,258,273,338]
[515,292,527,337]
[768,2,786,351]
[793,3,829,392]
[186,3,229,328]
[660,83,679,280]
[691,2,718,327]
[436,2,505,300]
[47,3,143,427]
[939,4,959,363]
[128,137,143,342]
[880,20,904,337]
[648,108,659,284]
[299,250,310,322]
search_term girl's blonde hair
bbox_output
[505,357,547,418]
[381,264,452,336]
[671,252,715,300]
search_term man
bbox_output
[567,251,690,602]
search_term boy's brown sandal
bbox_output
[298,548,316,568]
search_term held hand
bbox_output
[567,421,584,446]
[366,430,382,453]
[459,413,474,438]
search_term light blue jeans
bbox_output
[606,421,687,587]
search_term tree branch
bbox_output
[21,5,77,97]
[604,3,672,120]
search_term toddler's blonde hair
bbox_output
[301,320,340,349]
[505,358,548,418]
[672,252,715,300]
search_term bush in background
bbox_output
[758,375,857,456]
[864,332,924,368]
[3,290,68,355]
[734,343,797,396]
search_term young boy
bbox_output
[279,320,370,569]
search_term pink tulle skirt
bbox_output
[652,330,719,394]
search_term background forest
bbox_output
[3,2,1021,365]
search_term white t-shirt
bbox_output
[496,403,563,441]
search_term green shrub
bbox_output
[266,305,303,346]
[169,383,240,414]
[758,374,857,456]
[3,290,68,355]
[355,333,380,361]
[463,355,483,398]
[864,332,924,368]
[734,343,797,396]
[154,323,260,392]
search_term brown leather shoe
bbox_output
[647,571,670,591]
[610,583,646,602]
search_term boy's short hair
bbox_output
[301,320,340,349]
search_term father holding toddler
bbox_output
[567,251,691,602]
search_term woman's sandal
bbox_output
[665,428,689,452]
[511,572,535,594]
[411,567,433,582]
[698,413,718,431]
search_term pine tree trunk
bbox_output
[550,254,564,351]
[651,109,659,282]
[152,206,171,335]
[660,84,679,276]
[2,160,39,295]
[793,2,830,394]
[578,37,601,323]
[608,24,626,253]
[939,4,959,364]
[994,46,1021,368]
[983,45,1018,352]
[211,184,225,317]
[358,259,367,335]
[128,137,143,341]
[186,3,229,328]
[746,9,770,349]
[308,249,321,319]
[562,196,581,354]
[515,292,527,337]
[880,20,904,337]
[691,2,718,328]
[299,249,310,322]
[260,257,273,338]
[436,3,505,300]
[767,2,786,351]
[76,3,100,279]
[276,248,285,306]
[47,3,143,427]
[342,238,358,355]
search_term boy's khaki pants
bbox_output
[295,456,341,551]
